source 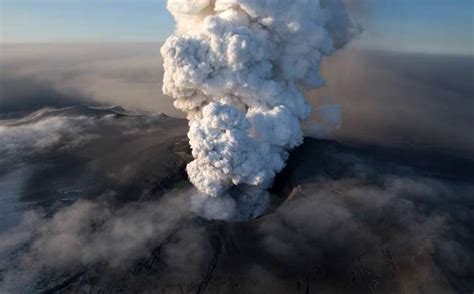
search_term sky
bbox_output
[0,0,473,55]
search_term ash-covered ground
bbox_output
[0,105,473,293]
[1,41,474,293]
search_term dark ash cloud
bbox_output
[2,43,473,156]
[310,49,474,157]
[0,76,97,116]
[0,43,181,117]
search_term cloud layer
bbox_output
[1,42,472,157]
[1,139,473,293]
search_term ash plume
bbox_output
[161,0,355,220]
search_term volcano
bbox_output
[1,106,473,293]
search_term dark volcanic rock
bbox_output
[1,110,473,294]
[10,107,191,203]
[275,138,474,196]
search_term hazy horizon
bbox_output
[1,42,473,157]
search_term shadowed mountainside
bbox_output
[1,107,473,293]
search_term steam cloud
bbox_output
[161,0,354,220]
[0,113,93,172]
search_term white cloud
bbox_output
[161,0,353,219]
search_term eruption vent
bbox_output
[161,0,355,220]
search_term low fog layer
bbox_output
[1,43,473,156]
[0,108,472,293]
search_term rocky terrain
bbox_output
[0,107,473,293]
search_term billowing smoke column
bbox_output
[161,0,355,220]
